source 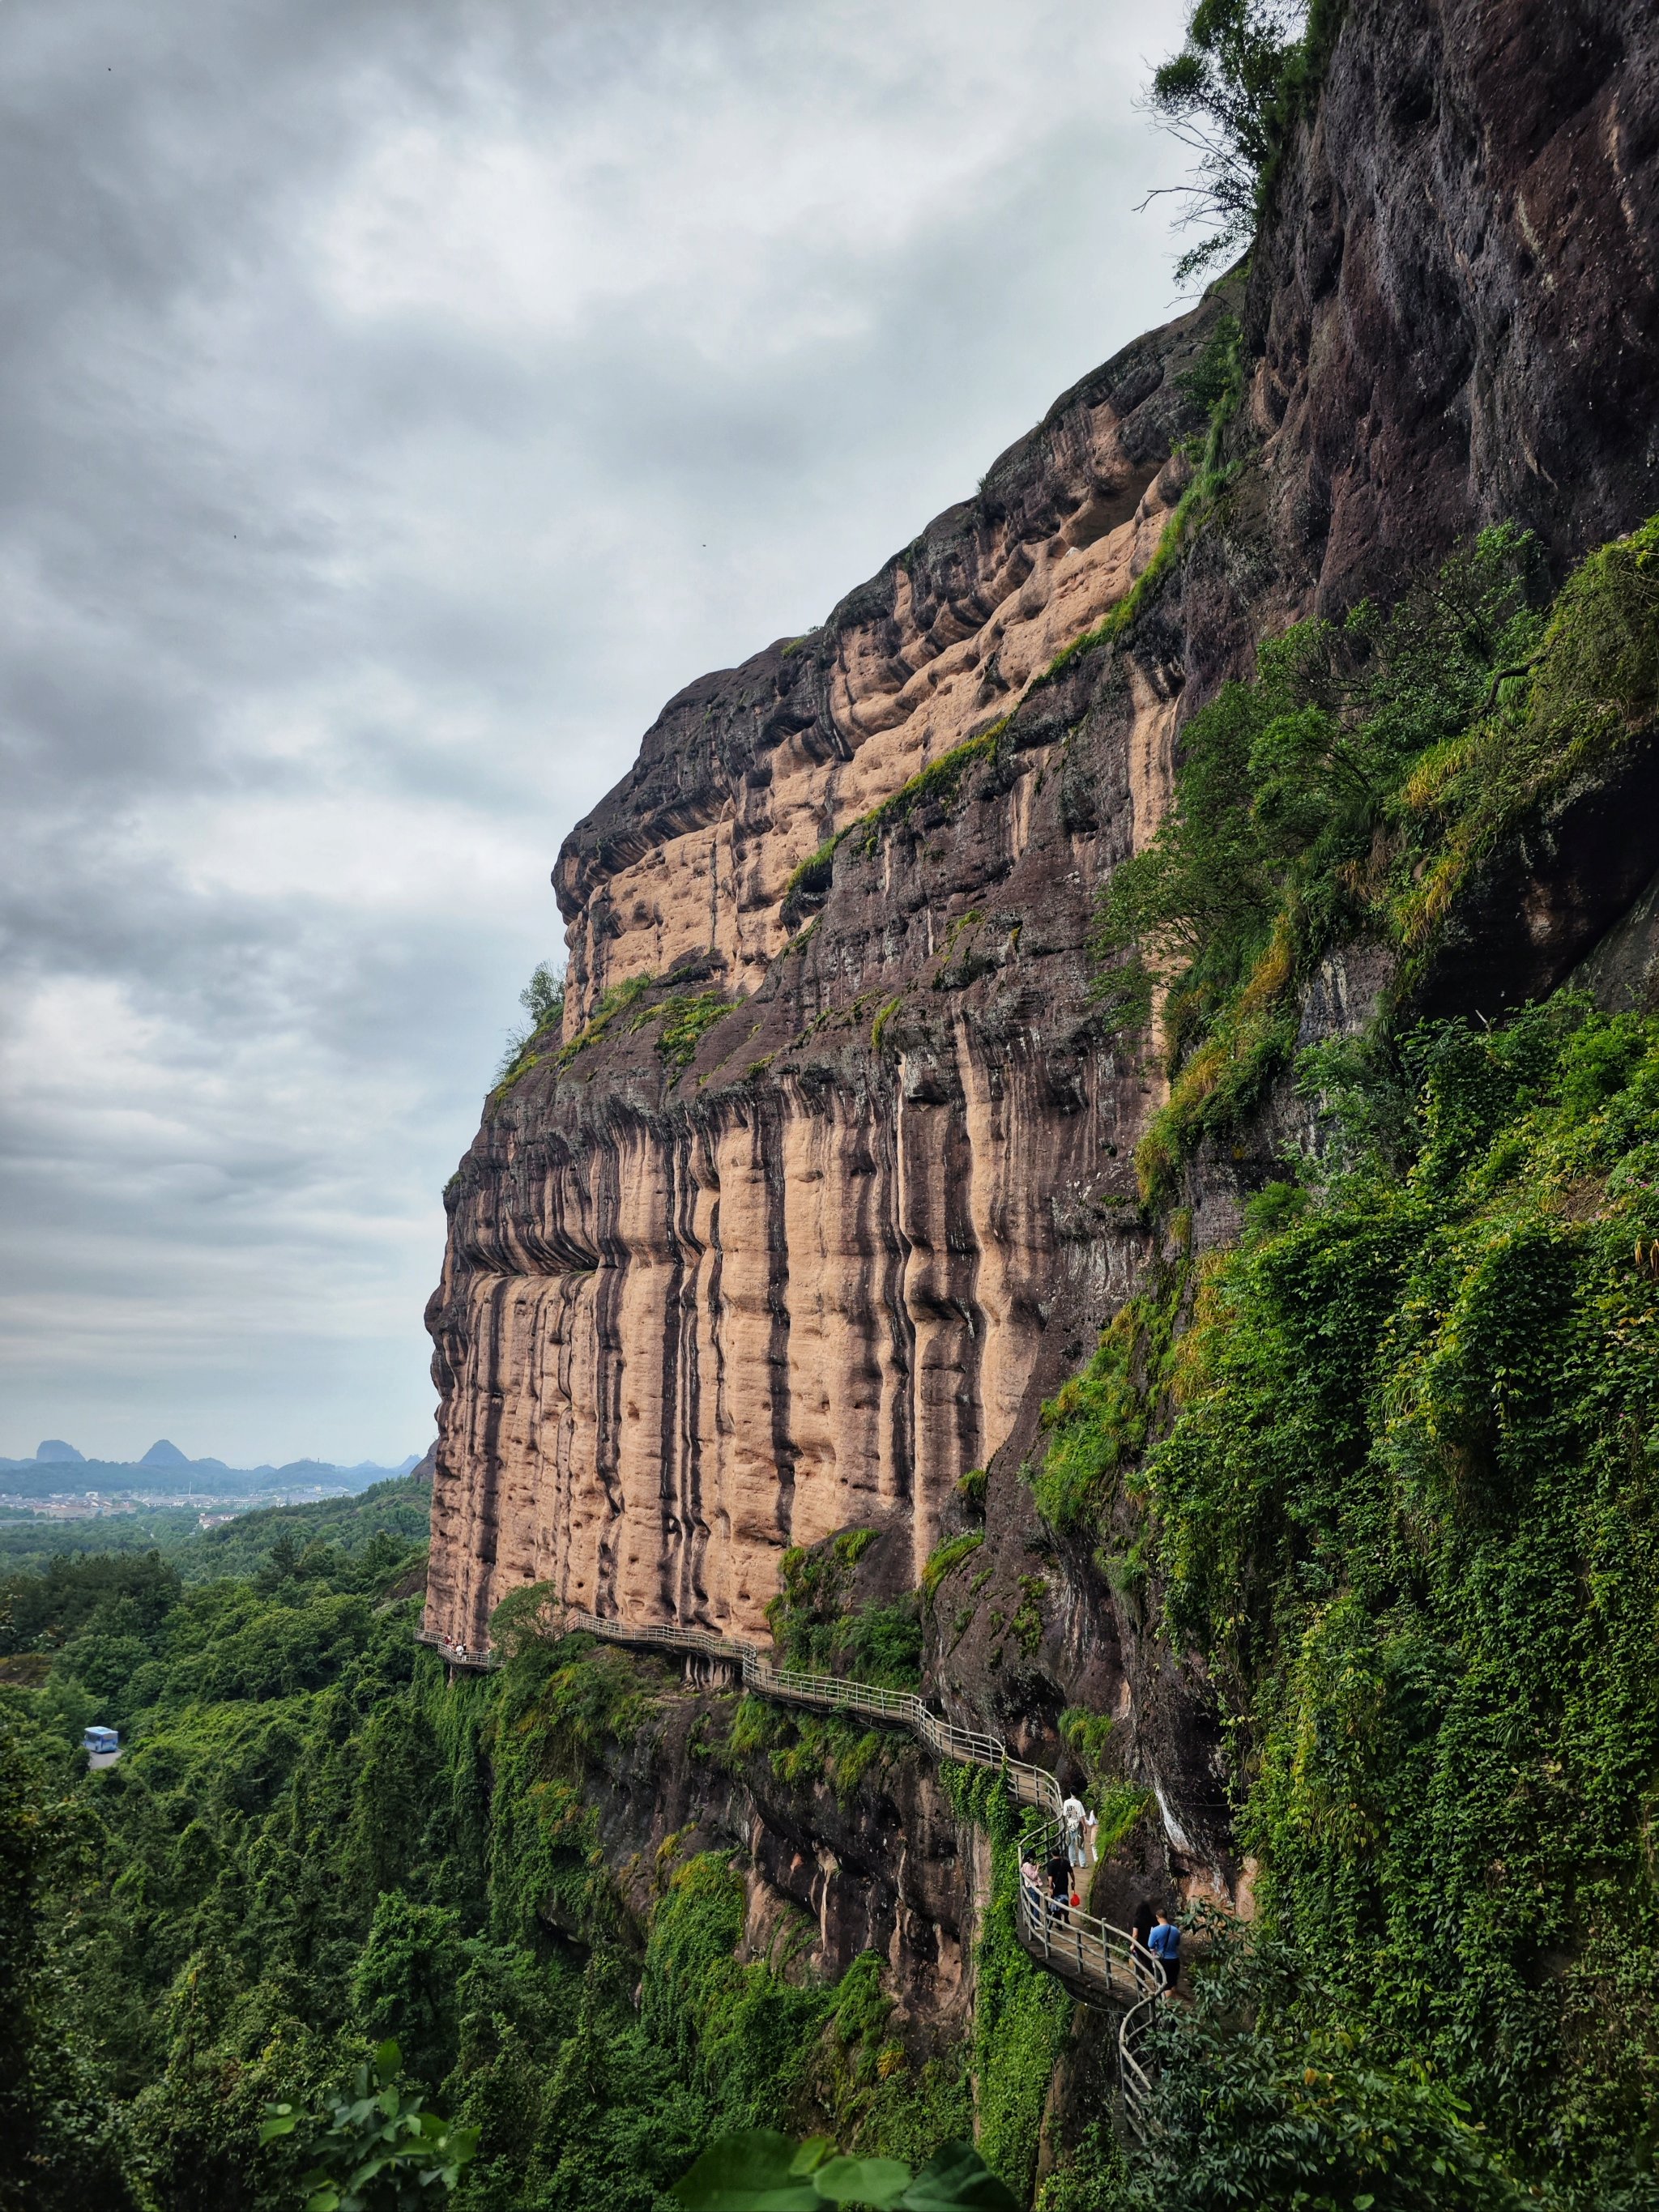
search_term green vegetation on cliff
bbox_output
[1146,1001,1659,2184]
[1094,517,1659,1200]
[541,972,743,1086]
[0,1525,994,2212]
[1025,502,1659,2209]
[1038,996,1659,2210]
[937,1762,1069,2200]
[767,1531,923,1690]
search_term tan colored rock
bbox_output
[427,293,1231,1649]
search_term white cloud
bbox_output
[0,0,1192,1463]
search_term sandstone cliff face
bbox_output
[553,326,1213,1025]
[426,292,1234,1647]
[428,0,1659,1915]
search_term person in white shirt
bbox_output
[1060,1792,1088,1869]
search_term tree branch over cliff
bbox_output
[1141,0,1349,284]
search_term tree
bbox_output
[493,959,566,1084]
[262,2039,477,2212]
[350,1894,465,2090]
[519,959,565,1031]
[1145,0,1307,283]
[0,1693,133,2210]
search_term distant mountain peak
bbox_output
[35,1438,86,1463]
[139,1439,191,1468]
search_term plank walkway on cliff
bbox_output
[419,1613,1165,2134]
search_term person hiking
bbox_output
[1147,1907,1181,1992]
[1019,1852,1043,1914]
[1047,1849,1072,1918]
[1060,1790,1088,1869]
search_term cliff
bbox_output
[427,0,1659,1942]
[426,290,1234,1645]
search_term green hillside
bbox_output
[0,1524,947,2212]
[0,1473,431,1579]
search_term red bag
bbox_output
[1071,1893,1081,1908]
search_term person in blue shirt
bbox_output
[1146,1907,1181,1992]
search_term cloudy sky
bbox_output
[0,0,1192,1467]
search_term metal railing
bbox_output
[548,1605,1166,2134]
[1014,1801,1164,2140]
[414,1627,497,1672]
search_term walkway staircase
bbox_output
[418,1613,1164,2136]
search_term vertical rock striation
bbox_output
[426,292,1234,1647]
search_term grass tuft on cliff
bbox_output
[1036,318,1247,693]
[557,971,659,1066]
[654,990,741,1075]
[550,973,744,1081]
[919,1530,985,1602]
[781,729,1009,927]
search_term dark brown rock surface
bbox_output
[1249,0,1659,609]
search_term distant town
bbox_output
[0,1437,429,1524]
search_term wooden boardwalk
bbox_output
[420,1609,1164,2133]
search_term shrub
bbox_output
[493,957,566,1088]
[1057,1707,1113,1777]
[1131,1918,1527,2212]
